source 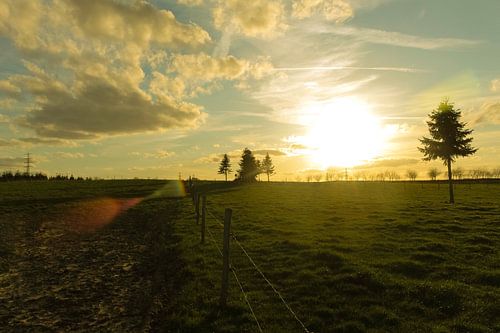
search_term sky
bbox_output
[0,0,499,180]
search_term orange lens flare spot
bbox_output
[65,197,143,233]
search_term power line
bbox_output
[24,152,32,176]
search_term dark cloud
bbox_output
[16,75,203,139]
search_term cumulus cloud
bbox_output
[0,0,215,139]
[168,53,274,96]
[292,0,354,22]
[66,0,210,48]
[8,62,204,139]
[0,0,275,141]
[0,80,21,95]
[213,0,287,38]
[171,53,249,81]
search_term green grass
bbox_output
[175,182,500,332]
[1,180,499,332]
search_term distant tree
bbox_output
[218,154,232,181]
[428,168,440,181]
[470,168,490,179]
[237,148,259,182]
[256,160,262,181]
[386,170,400,181]
[491,167,500,179]
[406,170,418,181]
[419,100,477,203]
[261,153,275,182]
[306,175,313,182]
[452,167,464,180]
[314,174,322,182]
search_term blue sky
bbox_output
[0,0,499,179]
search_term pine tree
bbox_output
[261,153,275,182]
[419,100,477,203]
[218,154,232,181]
[237,148,259,182]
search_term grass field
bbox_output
[176,181,500,332]
[1,180,499,332]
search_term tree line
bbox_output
[218,148,275,182]
[295,166,500,183]
[0,171,89,181]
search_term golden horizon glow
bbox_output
[300,97,391,169]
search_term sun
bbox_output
[300,97,389,168]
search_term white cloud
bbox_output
[316,25,482,50]
[65,0,210,48]
[0,0,214,139]
[292,0,353,22]
[213,0,287,38]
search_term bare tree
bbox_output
[314,174,323,182]
[428,168,440,181]
[406,170,418,181]
[452,167,464,180]
[491,167,500,179]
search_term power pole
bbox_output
[24,152,32,176]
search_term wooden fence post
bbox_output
[201,195,206,244]
[220,208,232,307]
[195,193,200,225]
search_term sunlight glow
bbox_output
[300,97,391,168]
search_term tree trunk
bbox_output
[224,172,227,182]
[447,158,454,204]
[267,173,269,182]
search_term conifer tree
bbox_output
[218,154,232,181]
[261,153,275,182]
[237,148,259,182]
[419,100,477,203]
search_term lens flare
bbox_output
[65,197,143,233]
[147,180,186,199]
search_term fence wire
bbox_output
[205,224,263,333]
[204,206,310,333]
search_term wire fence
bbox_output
[192,192,311,333]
